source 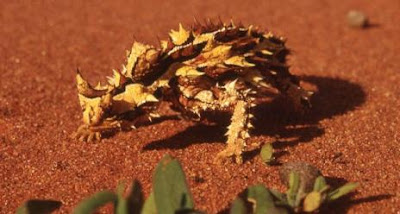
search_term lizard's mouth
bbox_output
[114,101,161,130]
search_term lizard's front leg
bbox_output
[73,71,119,141]
[74,76,161,142]
[72,90,124,142]
[74,72,135,142]
[73,119,121,142]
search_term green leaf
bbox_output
[269,189,287,205]
[141,192,157,214]
[246,184,275,214]
[115,182,128,214]
[116,182,125,196]
[175,209,204,214]
[286,172,301,208]
[260,143,274,164]
[16,200,62,214]
[327,182,359,201]
[153,155,194,214]
[73,191,118,214]
[116,198,128,214]
[230,198,247,214]
[313,176,328,192]
[303,192,322,212]
[265,207,289,214]
[127,180,144,214]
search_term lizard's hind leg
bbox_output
[216,96,255,164]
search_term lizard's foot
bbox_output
[72,120,121,142]
[72,125,102,142]
[249,140,262,149]
[215,145,243,164]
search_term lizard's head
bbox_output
[75,70,113,126]
[75,42,163,128]
[76,69,160,127]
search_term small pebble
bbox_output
[347,10,369,28]
[279,161,322,193]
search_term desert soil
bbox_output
[1,0,399,213]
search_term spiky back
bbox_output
[123,21,295,91]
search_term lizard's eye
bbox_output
[300,96,311,108]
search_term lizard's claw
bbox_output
[215,146,243,164]
[72,125,102,142]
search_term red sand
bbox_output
[0,0,399,213]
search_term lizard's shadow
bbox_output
[143,75,366,155]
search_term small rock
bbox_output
[347,10,369,28]
[279,161,321,193]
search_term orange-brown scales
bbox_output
[73,20,313,164]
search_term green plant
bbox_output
[230,171,358,213]
[230,185,287,214]
[16,156,358,214]
[15,200,61,214]
[246,173,357,213]
[16,155,202,214]
[260,143,274,164]
[274,172,358,212]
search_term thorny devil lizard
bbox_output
[73,20,313,164]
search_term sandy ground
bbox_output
[1,0,399,213]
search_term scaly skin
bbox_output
[73,20,313,164]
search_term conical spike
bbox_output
[238,20,244,28]
[225,79,238,92]
[145,94,159,103]
[243,89,252,95]
[121,65,128,76]
[149,112,161,118]
[76,69,107,97]
[155,35,162,48]
[206,18,212,25]
[230,19,236,27]
[247,25,253,36]
[193,16,200,25]
[76,71,92,93]
[217,16,224,26]
[169,23,190,45]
